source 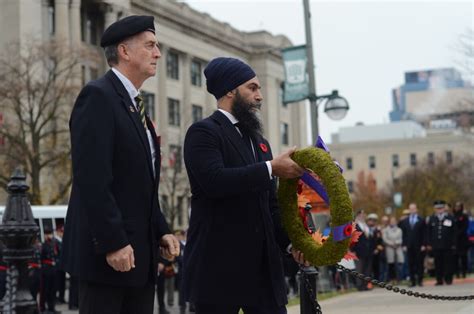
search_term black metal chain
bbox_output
[299,265,322,314]
[335,264,474,301]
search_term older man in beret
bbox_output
[183,57,305,314]
[62,15,179,313]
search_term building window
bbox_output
[369,156,376,169]
[392,154,399,168]
[81,9,101,45]
[47,2,55,36]
[346,157,353,170]
[279,82,287,108]
[169,144,182,172]
[141,91,155,121]
[410,153,417,166]
[167,51,179,80]
[168,98,180,126]
[347,181,354,193]
[446,151,453,164]
[280,122,289,145]
[191,60,202,86]
[192,105,203,123]
[428,152,435,166]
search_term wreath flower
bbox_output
[278,147,354,266]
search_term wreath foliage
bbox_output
[278,147,353,266]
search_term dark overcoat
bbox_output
[62,70,170,287]
[183,110,289,306]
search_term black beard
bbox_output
[231,91,263,138]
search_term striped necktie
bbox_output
[134,94,147,129]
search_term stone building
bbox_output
[0,0,309,230]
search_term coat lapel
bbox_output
[106,70,154,178]
[210,111,254,165]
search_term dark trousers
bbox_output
[69,275,79,309]
[40,266,56,311]
[156,274,166,310]
[355,256,372,290]
[55,269,66,302]
[407,247,424,284]
[79,280,154,314]
[433,249,453,284]
[454,251,468,278]
[195,303,287,314]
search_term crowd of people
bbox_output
[348,200,473,291]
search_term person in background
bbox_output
[382,217,404,284]
[367,213,384,282]
[427,200,456,285]
[40,226,58,314]
[399,203,426,287]
[378,215,390,282]
[353,210,374,291]
[54,225,66,304]
[28,238,42,305]
[0,242,7,300]
[453,201,469,278]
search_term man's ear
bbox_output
[117,43,130,62]
[225,89,237,98]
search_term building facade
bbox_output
[329,122,474,195]
[0,0,309,229]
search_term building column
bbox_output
[69,0,81,45]
[54,0,70,43]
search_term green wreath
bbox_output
[278,147,353,266]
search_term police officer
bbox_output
[28,238,42,302]
[40,226,58,313]
[427,200,456,285]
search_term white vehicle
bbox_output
[0,205,67,242]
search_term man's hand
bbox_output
[291,247,311,267]
[159,234,180,261]
[271,147,305,179]
[106,244,135,272]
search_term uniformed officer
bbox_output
[28,238,42,302]
[40,226,58,313]
[426,200,456,285]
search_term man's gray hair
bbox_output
[104,44,119,67]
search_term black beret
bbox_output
[433,200,446,208]
[204,57,256,99]
[100,15,155,48]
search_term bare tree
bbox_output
[386,155,474,216]
[160,142,190,231]
[0,39,98,204]
[352,170,389,217]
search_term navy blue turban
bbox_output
[204,57,256,99]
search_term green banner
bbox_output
[282,45,309,104]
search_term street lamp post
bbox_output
[300,1,350,313]
[303,0,349,144]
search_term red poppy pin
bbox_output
[259,143,268,153]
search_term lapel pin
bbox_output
[129,106,135,113]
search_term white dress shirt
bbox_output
[112,68,157,176]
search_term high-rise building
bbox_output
[389,68,473,129]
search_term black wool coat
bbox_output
[62,70,170,287]
[183,110,290,306]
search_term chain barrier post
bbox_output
[300,203,320,314]
[300,266,318,314]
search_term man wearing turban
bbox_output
[183,57,305,313]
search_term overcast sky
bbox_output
[182,0,473,144]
